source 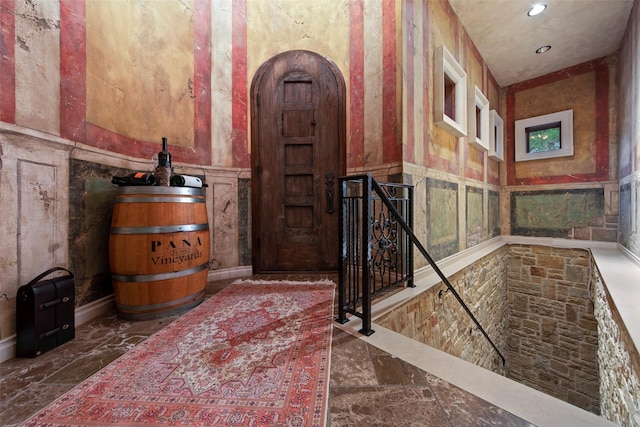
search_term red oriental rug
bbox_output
[24,280,335,426]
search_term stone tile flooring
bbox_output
[0,275,533,426]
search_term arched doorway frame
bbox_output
[250,50,347,272]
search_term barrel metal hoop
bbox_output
[112,263,208,283]
[115,196,205,204]
[110,223,209,234]
[117,186,204,196]
[116,289,205,312]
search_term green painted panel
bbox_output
[488,190,500,237]
[511,189,604,237]
[426,179,458,260]
[466,186,483,233]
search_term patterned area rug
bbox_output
[24,280,335,426]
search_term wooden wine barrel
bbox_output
[109,186,210,320]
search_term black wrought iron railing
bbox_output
[336,174,506,366]
[336,174,414,336]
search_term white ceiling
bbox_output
[447,0,635,87]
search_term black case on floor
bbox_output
[16,267,75,358]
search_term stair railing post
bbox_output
[337,177,348,324]
[360,175,374,335]
[407,184,415,288]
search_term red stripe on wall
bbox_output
[404,0,415,164]
[194,0,212,164]
[60,0,87,142]
[593,63,609,180]
[349,0,365,168]
[505,88,517,181]
[422,0,430,168]
[232,0,249,168]
[382,0,399,164]
[506,58,610,185]
[0,0,15,123]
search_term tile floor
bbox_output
[0,275,533,426]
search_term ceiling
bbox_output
[447,0,635,87]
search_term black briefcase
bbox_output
[16,267,75,358]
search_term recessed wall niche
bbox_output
[434,45,467,137]
[489,110,504,161]
[468,85,489,151]
[515,109,574,162]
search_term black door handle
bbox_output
[325,173,335,214]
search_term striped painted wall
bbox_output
[0,0,403,172]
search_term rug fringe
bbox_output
[231,278,336,286]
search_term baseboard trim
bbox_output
[207,266,252,282]
[1,294,115,364]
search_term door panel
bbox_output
[252,51,345,272]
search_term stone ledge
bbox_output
[590,246,640,365]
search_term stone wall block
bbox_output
[550,358,570,375]
[547,271,565,280]
[538,254,565,269]
[531,246,553,255]
[573,227,592,240]
[566,265,587,283]
[578,314,598,331]
[530,266,547,277]
[592,227,618,241]
[541,317,558,343]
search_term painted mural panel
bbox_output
[511,189,604,238]
[513,72,596,180]
[466,186,483,247]
[17,161,58,285]
[85,0,195,147]
[427,178,458,260]
[619,182,632,248]
[14,0,60,134]
[488,190,500,238]
[211,182,235,268]
[68,160,128,306]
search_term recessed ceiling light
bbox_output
[528,3,547,17]
[536,45,551,54]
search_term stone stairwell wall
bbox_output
[376,242,640,420]
[376,247,509,375]
[593,264,640,426]
[506,245,599,414]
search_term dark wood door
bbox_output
[251,50,345,272]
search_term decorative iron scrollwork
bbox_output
[370,208,399,279]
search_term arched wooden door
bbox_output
[251,50,345,272]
